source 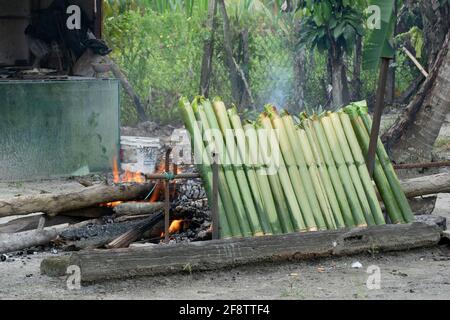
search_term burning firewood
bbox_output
[112,202,164,217]
[0,183,155,218]
[106,212,164,249]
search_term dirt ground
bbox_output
[1,246,449,300]
[0,115,449,300]
[0,193,449,300]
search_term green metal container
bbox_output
[0,79,120,181]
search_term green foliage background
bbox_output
[103,0,421,125]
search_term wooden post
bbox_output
[164,148,172,243]
[211,153,219,240]
[94,0,103,39]
[367,57,390,176]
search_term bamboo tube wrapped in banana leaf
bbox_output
[301,117,346,228]
[194,98,256,236]
[209,99,272,235]
[344,105,404,224]
[355,103,414,223]
[244,121,294,233]
[266,107,320,231]
[179,98,234,238]
[207,100,264,236]
[258,112,307,232]
[228,106,279,234]
[338,111,385,225]
[321,115,368,227]
[328,112,376,226]
[296,127,337,229]
[280,113,329,230]
[308,117,356,227]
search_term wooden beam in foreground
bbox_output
[41,222,442,283]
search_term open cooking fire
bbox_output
[112,156,145,184]
[160,219,185,238]
[96,155,211,246]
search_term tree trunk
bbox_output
[351,35,363,101]
[218,0,241,104]
[107,57,148,122]
[329,44,350,108]
[292,49,306,113]
[383,32,450,171]
[217,0,255,110]
[396,75,424,104]
[385,59,396,104]
[324,53,333,108]
[419,0,450,68]
[199,0,217,97]
[238,28,252,108]
[385,0,398,104]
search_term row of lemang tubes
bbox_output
[180,97,413,239]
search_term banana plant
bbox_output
[362,0,397,176]
[362,0,396,70]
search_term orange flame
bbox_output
[160,220,184,238]
[101,201,123,208]
[112,156,120,183]
[102,157,145,208]
[123,170,145,183]
[112,156,145,184]
[169,219,183,234]
[150,160,167,202]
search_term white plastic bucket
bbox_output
[120,136,160,174]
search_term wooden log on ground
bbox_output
[113,202,164,217]
[394,160,450,170]
[43,222,441,282]
[0,227,65,254]
[0,214,83,234]
[0,218,103,254]
[400,173,450,198]
[0,183,154,218]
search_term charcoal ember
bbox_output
[201,221,211,229]
[176,179,207,200]
[170,232,191,244]
[172,178,210,221]
[174,199,210,219]
[195,230,211,241]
